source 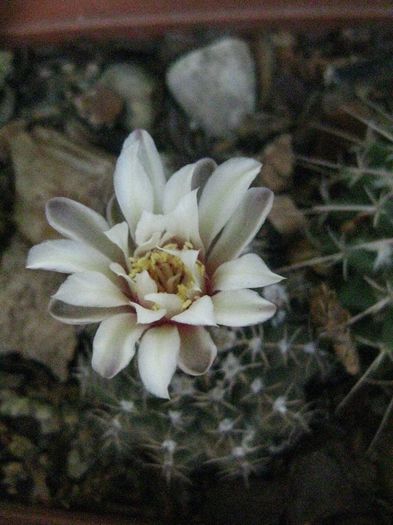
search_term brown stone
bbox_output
[73,84,124,128]
[258,134,294,192]
[0,235,77,380]
[268,194,306,234]
[1,123,115,245]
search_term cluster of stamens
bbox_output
[129,243,205,311]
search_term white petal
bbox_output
[134,231,163,258]
[163,158,216,213]
[135,210,166,247]
[171,295,216,326]
[49,298,127,325]
[127,129,166,213]
[106,194,123,227]
[27,240,111,275]
[92,313,145,378]
[207,187,274,272]
[134,271,158,303]
[46,198,120,260]
[104,222,130,258]
[138,325,180,398]
[144,293,183,317]
[53,271,129,307]
[165,190,203,249]
[212,253,283,291]
[114,141,154,239]
[198,158,261,249]
[180,250,204,290]
[130,302,166,324]
[110,262,127,275]
[178,250,201,285]
[178,326,217,375]
[109,263,136,296]
[212,289,276,327]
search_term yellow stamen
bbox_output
[196,260,205,276]
[177,284,189,302]
[129,245,205,310]
[163,242,178,250]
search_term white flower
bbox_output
[26,130,282,398]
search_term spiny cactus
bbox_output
[77,277,333,484]
[76,98,393,486]
[294,98,393,451]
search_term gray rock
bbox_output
[0,235,77,380]
[0,123,115,245]
[0,51,15,127]
[0,86,15,127]
[166,37,256,138]
[0,51,13,89]
[99,63,156,131]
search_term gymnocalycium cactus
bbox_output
[76,312,329,483]
[76,99,393,483]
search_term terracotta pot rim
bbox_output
[1,0,393,46]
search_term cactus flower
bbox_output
[27,130,282,398]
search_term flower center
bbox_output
[129,243,205,308]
